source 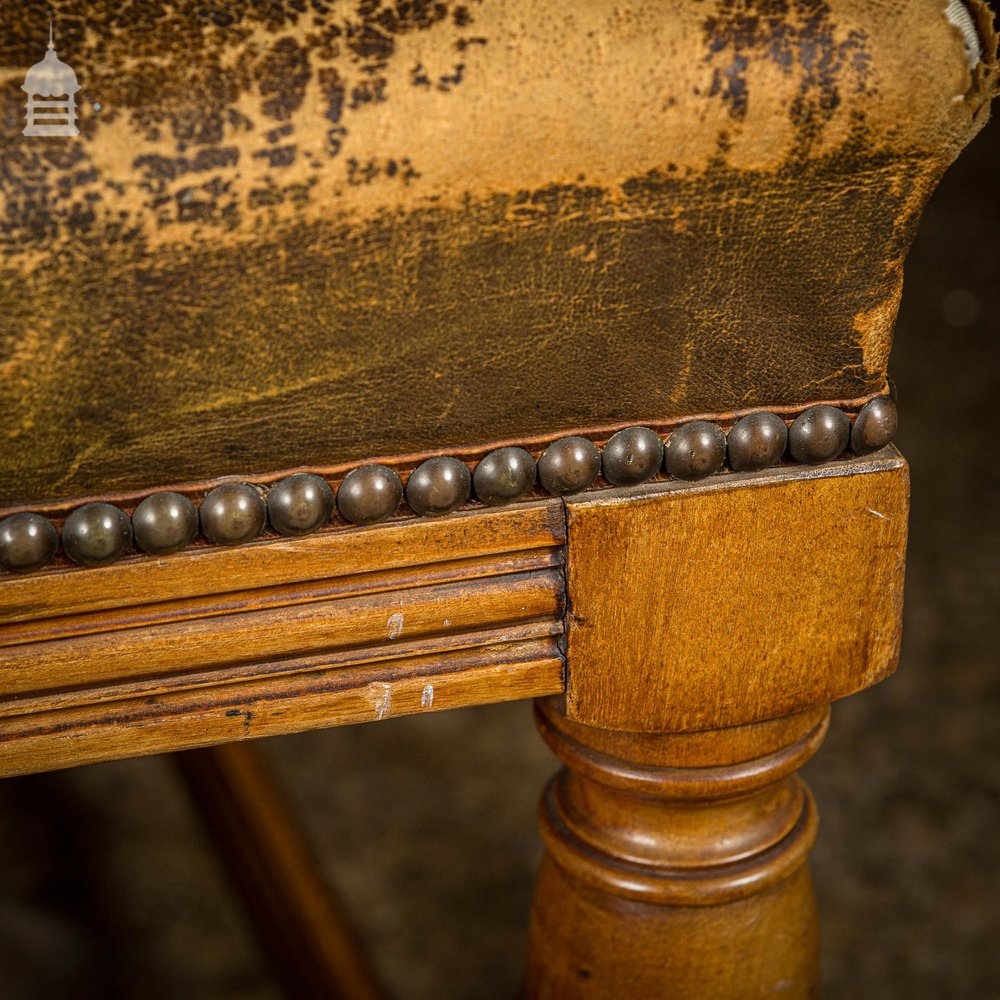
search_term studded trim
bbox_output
[0,397,897,576]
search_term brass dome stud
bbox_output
[664,422,727,481]
[0,512,58,573]
[728,412,788,473]
[538,437,601,495]
[337,465,404,526]
[602,427,663,487]
[789,406,850,465]
[851,396,898,456]
[474,447,537,505]
[133,492,200,555]
[406,457,472,517]
[62,503,132,567]
[200,483,266,546]
[267,474,334,537]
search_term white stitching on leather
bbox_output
[945,0,983,68]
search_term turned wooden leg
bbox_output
[526,454,910,997]
[526,700,826,999]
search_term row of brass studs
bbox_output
[0,397,896,575]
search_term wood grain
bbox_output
[526,698,825,998]
[0,453,910,775]
[564,450,909,732]
[0,500,565,776]
[0,570,561,698]
[0,501,564,625]
[0,637,563,779]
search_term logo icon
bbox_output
[22,23,80,137]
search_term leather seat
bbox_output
[1,0,994,511]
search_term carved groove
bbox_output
[0,502,567,776]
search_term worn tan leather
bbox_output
[0,1,996,508]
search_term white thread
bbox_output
[945,1,982,69]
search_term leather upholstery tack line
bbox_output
[0,398,897,576]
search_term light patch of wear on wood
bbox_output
[421,684,434,709]
[367,682,393,720]
[386,612,404,639]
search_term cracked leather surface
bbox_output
[0,1,996,508]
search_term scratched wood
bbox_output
[0,499,565,776]
[0,636,563,778]
[563,449,909,732]
[0,569,562,697]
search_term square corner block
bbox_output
[564,450,909,733]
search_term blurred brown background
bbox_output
[0,87,998,1000]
